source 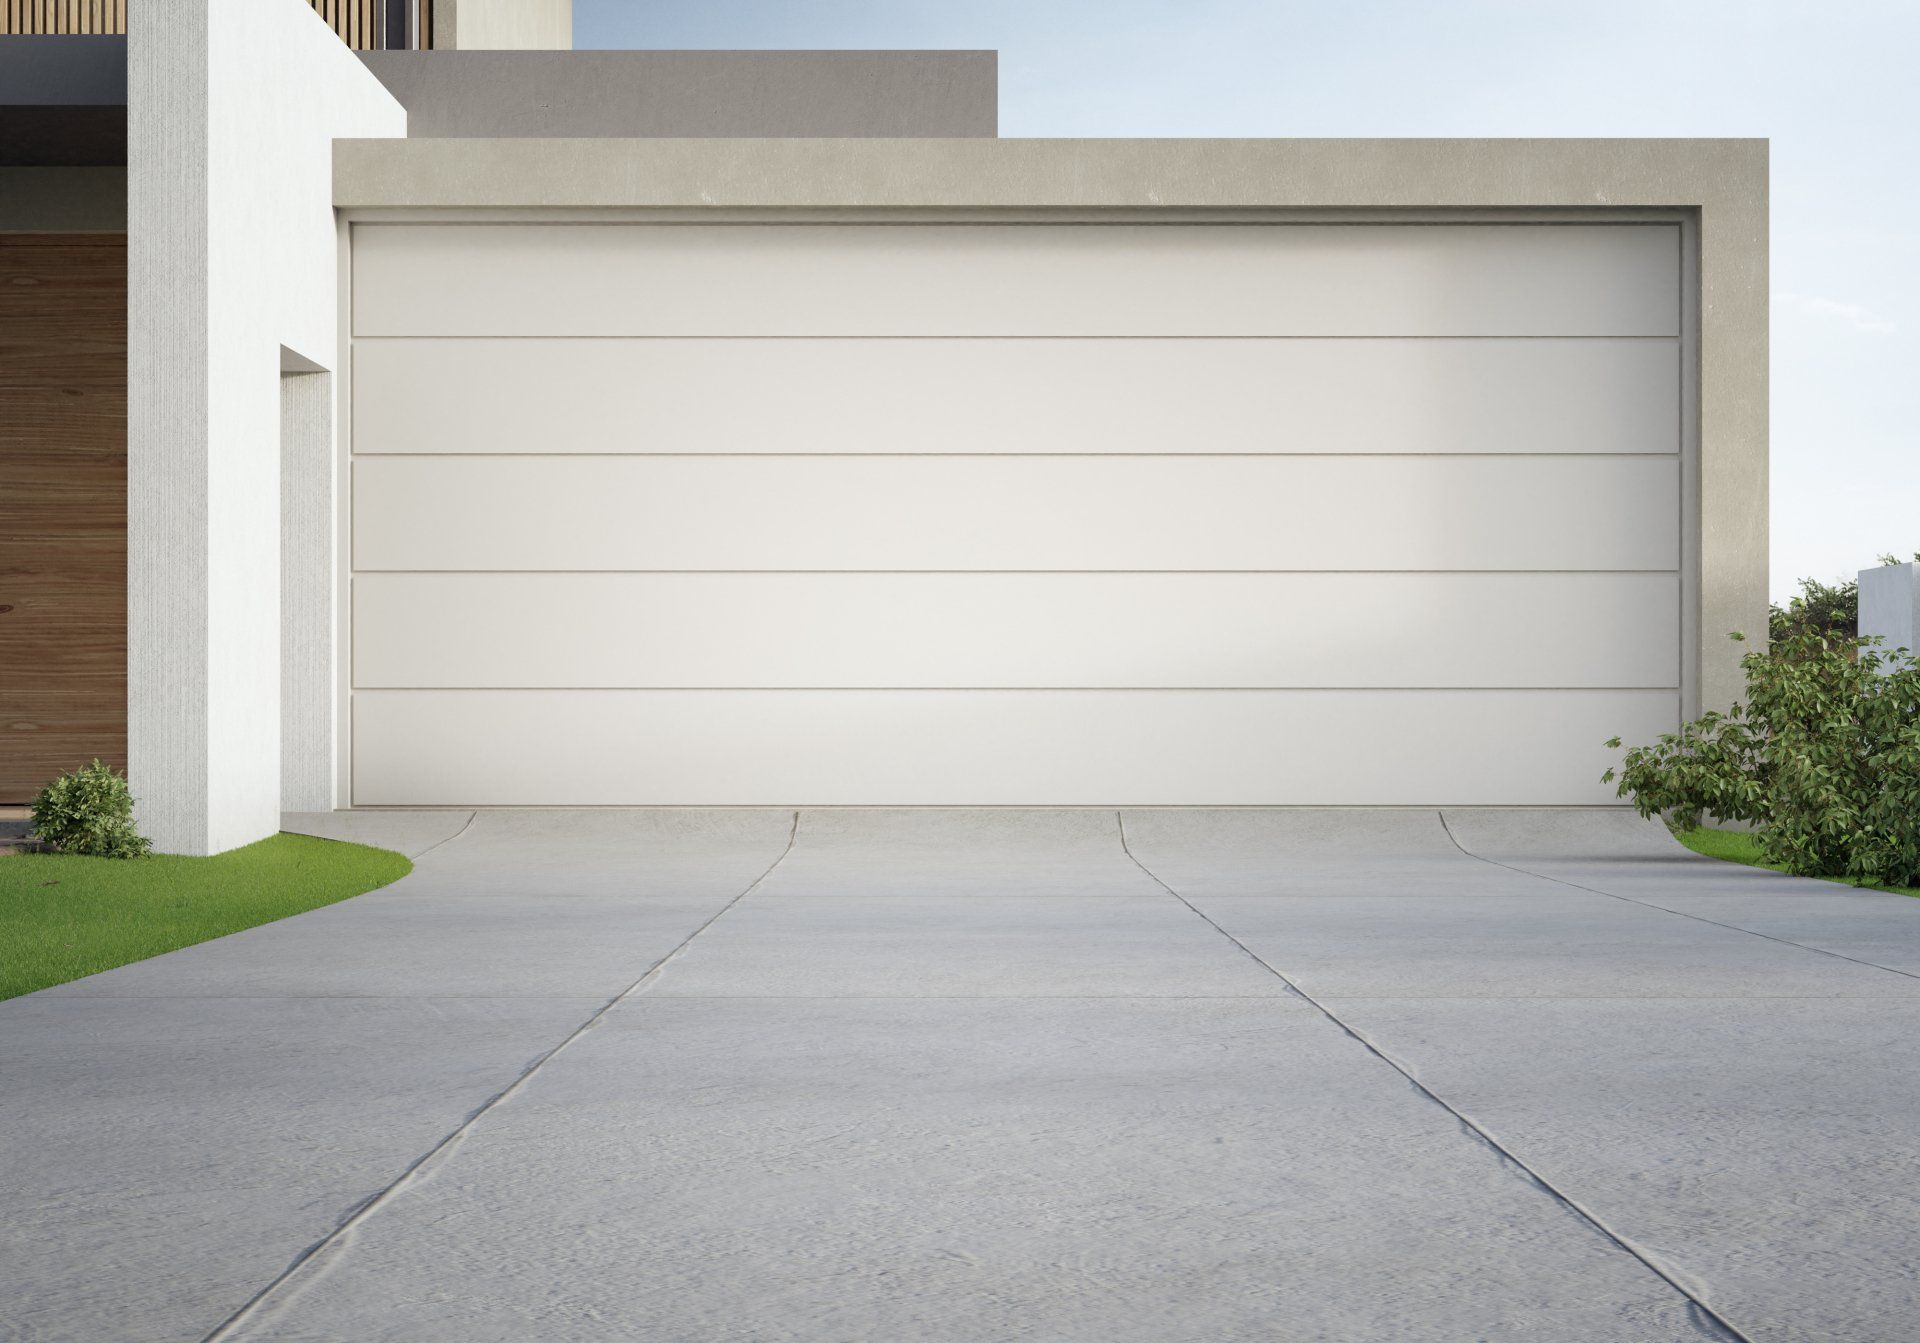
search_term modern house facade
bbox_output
[1,0,1768,854]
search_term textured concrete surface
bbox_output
[357,50,997,138]
[6,808,1919,1341]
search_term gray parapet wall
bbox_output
[356,49,998,139]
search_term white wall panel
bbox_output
[351,223,1680,338]
[352,454,1680,573]
[351,689,1680,806]
[353,572,1680,689]
[353,337,1680,457]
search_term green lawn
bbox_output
[0,833,411,1000]
[1676,826,1920,898]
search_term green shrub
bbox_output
[1766,557,1920,645]
[1606,630,1920,888]
[1768,575,1857,643]
[30,760,153,859]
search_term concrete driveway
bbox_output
[7,808,1920,1342]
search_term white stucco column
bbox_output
[128,0,404,853]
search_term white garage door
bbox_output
[348,222,1683,805]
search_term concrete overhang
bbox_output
[330,135,1768,717]
[332,136,1761,215]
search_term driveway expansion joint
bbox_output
[406,809,479,861]
[198,809,802,1343]
[1115,808,1755,1343]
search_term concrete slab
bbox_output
[1180,891,1920,999]
[330,807,798,898]
[37,892,740,999]
[10,806,1918,1340]
[217,998,1713,1343]
[649,809,1290,997]
[1119,807,1551,898]
[1442,805,1694,863]
[1325,996,1920,1343]
[1445,808,1920,980]
[3,807,797,1341]
[50,809,798,999]
[0,995,600,1343]
[1124,809,1920,997]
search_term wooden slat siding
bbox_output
[0,235,127,802]
[307,0,382,50]
[0,0,121,32]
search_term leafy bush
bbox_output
[1768,575,1856,643]
[1768,554,1920,644]
[1606,630,1920,888]
[30,760,153,859]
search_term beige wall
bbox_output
[433,0,570,50]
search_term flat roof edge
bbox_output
[333,136,1766,212]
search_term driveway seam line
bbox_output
[407,809,479,862]
[1115,809,1753,1343]
[200,809,802,1343]
[1434,812,1920,985]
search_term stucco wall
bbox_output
[129,0,404,853]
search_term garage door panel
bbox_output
[353,337,1680,457]
[353,573,1679,690]
[347,219,1689,806]
[353,456,1679,573]
[352,223,1680,338]
[351,689,1680,806]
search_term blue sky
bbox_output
[578,0,1920,602]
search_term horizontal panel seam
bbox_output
[349,686,1684,694]
[347,569,1684,576]
[349,452,1685,461]
[354,221,1685,230]
[348,334,1688,342]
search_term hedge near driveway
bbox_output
[1677,826,1920,899]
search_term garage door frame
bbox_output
[331,205,1702,807]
